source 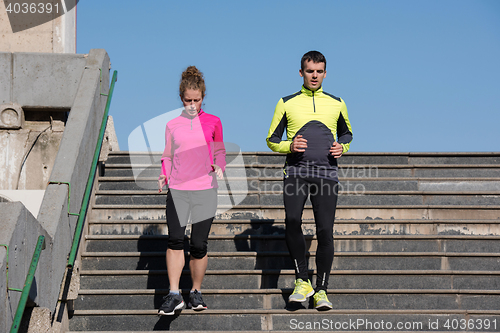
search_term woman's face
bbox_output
[181,89,203,116]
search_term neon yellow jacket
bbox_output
[266,85,353,181]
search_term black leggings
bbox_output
[283,176,338,291]
[166,189,217,259]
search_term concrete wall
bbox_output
[0,52,87,191]
[0,49,111,331]
[36,48,110,313]
[0,202,50,333]
[0,52,87,107]
[0,0,76,53]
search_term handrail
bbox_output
[67,70,118,268]
[10,235,46,333]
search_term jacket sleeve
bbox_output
[213,118,226,172]
[160,125,173,181]
[337,99,353,153]
[266,98,291,153]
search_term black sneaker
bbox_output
[188,290,207,311]
[158,293,185,315]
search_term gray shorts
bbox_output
[168,188,218,227]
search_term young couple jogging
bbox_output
[157,50,353,315]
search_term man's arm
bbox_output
[336,99,353,154]
[266,99,292,153]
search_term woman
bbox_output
[157,66,225,315]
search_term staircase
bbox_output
[68,151,500,332]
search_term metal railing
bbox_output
[9,235,46,333]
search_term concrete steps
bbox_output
[89,219,500,236]
[94,190,500,207]
[90,205,500,221]
[68,309,500,332]
[80,252,500,272]
[68,151,500,331]
[83,234,500,252]
[79,268,500,291]
[74,288,500,310]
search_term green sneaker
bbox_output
[313,290,332,310]
[288,278,314,303]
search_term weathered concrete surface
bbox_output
[36,49,110,314]
[10,52,87,107]
[0,202,50,333]
[18,306,52,333]
[0,48,113,331]
[0,190,45,216]
[0,0,76,53]
[99,116,120,162]
[0,129,64,190]
[0,51,87,191]
[0,52,12,102]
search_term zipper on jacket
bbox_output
[312,90,316,112]
[191,118,193,130]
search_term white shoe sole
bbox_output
[158,301,185,315]
[288,290,315,303]
[191,304,207,311]
[315,303,333,310]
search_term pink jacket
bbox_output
[160,109,226,190]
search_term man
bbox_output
[266,50,353,310]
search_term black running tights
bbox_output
[283,176,338,291]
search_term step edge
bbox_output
[76,288,500,295]
[79,269,500,275]
[81,251,500,258]
[71,308,500,315]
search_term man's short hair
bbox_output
[301,51,326,71]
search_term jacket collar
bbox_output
[181,108,204,119]
[301,85,323,97]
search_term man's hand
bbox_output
[330,142,343,158]
[158,175,166,193]
[212,164,224,179]
[291,135,308,153]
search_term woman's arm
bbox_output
[158,126,173,192]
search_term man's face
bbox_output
[299,60,326,91]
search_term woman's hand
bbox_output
[158,175,167,192]
[212,164,224,179]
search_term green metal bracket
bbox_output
[0,244,23,292]
[46,181,80,217]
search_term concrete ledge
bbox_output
[35,49,110,314]
[0,202,50,333]
[11,52,86,107]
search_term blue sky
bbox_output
[77,0,500,153]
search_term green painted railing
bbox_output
[67,70,118,268]
[10,235,46,333]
